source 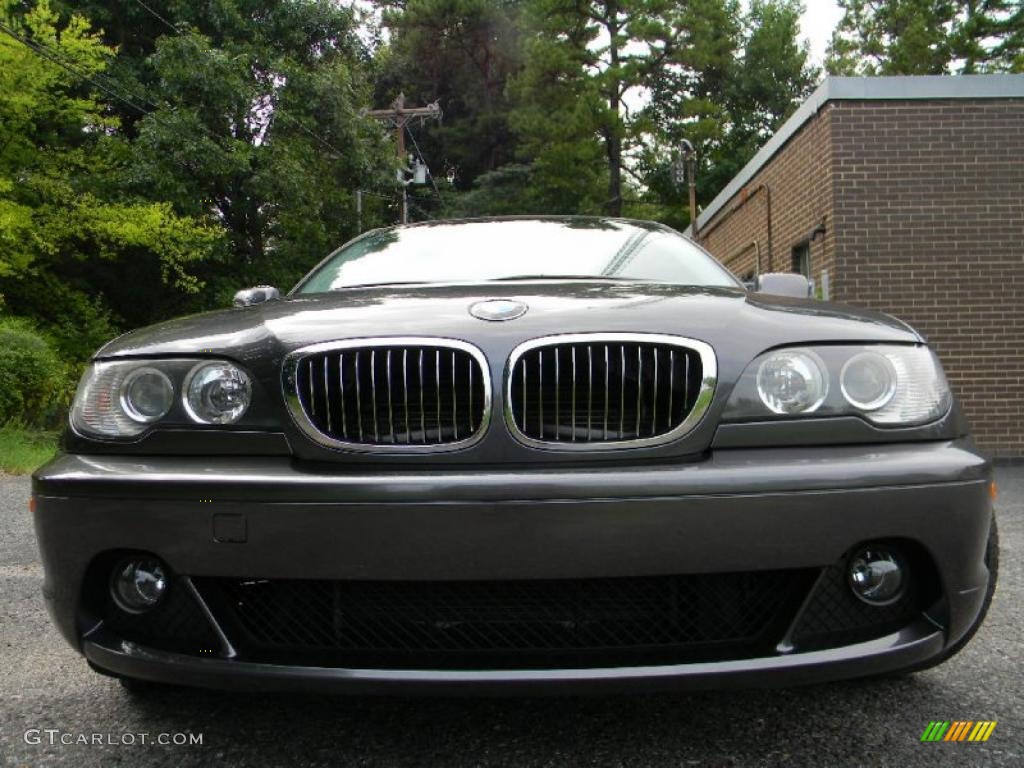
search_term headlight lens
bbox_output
[755,349,828,414]
[72,362,151,438]
[71,358,255,438]
[119,367,174,423]
[723,344,951,427]
[840,351,897,410]
[867,347,951,425]
[183,362,252,424]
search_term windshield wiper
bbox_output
[489,274,643,282]
[330,281,429,290]
[328,275,645,291]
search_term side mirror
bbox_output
[233,285,281,307]
[755,273,812,299]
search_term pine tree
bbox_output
[827,0,1024,75]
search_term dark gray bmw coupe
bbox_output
[33,216,997,694]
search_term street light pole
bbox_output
[680,140,698,244]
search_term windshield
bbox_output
[294,218,741,293]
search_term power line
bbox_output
[0,20,152,117]
[406,198,434,222]
[4,8,365,224]
[0,19,231,153]
[126,1,348,159]
[365,94,442,223]
[17,23,162,113]
[0,18,244,190]
[131,0,180,36]
[406,125,443,202]
[0,17,171,116]
[272,112,346,158]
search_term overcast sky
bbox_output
[799,0,844,66]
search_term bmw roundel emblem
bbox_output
[469,299,528,322]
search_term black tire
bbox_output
[900,513,999,675]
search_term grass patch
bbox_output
[0,426,58,474]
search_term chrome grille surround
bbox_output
[282,337,491,453]
[504,333,717,450]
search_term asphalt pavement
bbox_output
[1,466,1021,767]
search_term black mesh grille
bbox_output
[791,565,925,651]
[295,343,487,446]
[197,571,812,669]
[103,578,220,655]
[508,340,703,443]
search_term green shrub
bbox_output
[0,317,67,428]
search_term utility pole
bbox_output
[365,93,442,224]
[675,139,699,244]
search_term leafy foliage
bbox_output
[506,0,816,224]
[0,0,1007,421]
[0,0,221,359]
[93,1,393,305]
[373,0,819,224]
[0,317,65,427]
[374,0,527,192]
[827,0,1024,75]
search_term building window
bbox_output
[791,242,810,277]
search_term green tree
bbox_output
[373,0,526,195]
[712,0,818,192]
[640,0,816,228]
[0,0,219,359]
[93,2,391,303]
[951,1,1023,72]
[733,0,819,145]
[513,0,703,217]
[507,0,816,224]
[827,0,1023,74]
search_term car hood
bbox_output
[97,281,919,365]
[90,282,927,465]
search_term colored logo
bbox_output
[921,721,997,742]
[469,299,528,322]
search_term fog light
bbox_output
[111,557,167,613]
[848,546,905,605]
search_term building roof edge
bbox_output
[690,74,1024,233]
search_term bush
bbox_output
[0,317,67,428]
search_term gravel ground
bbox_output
[1,467,1021,768]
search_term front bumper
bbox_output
[33,440,994,693]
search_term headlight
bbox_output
[71,358,254,438]
[723,344,951,427]
[120,367,174,423]
[755,349,828,414]
[72,362,154,438]
[183,362,252,424]
[840,351,897,411]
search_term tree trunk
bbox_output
[605,3,622,217]
[606,131,622,216]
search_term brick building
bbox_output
[693,75,1024,458]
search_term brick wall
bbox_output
[831,99,1024,457]
[698,95,1024,457]
[699,105,837,294]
